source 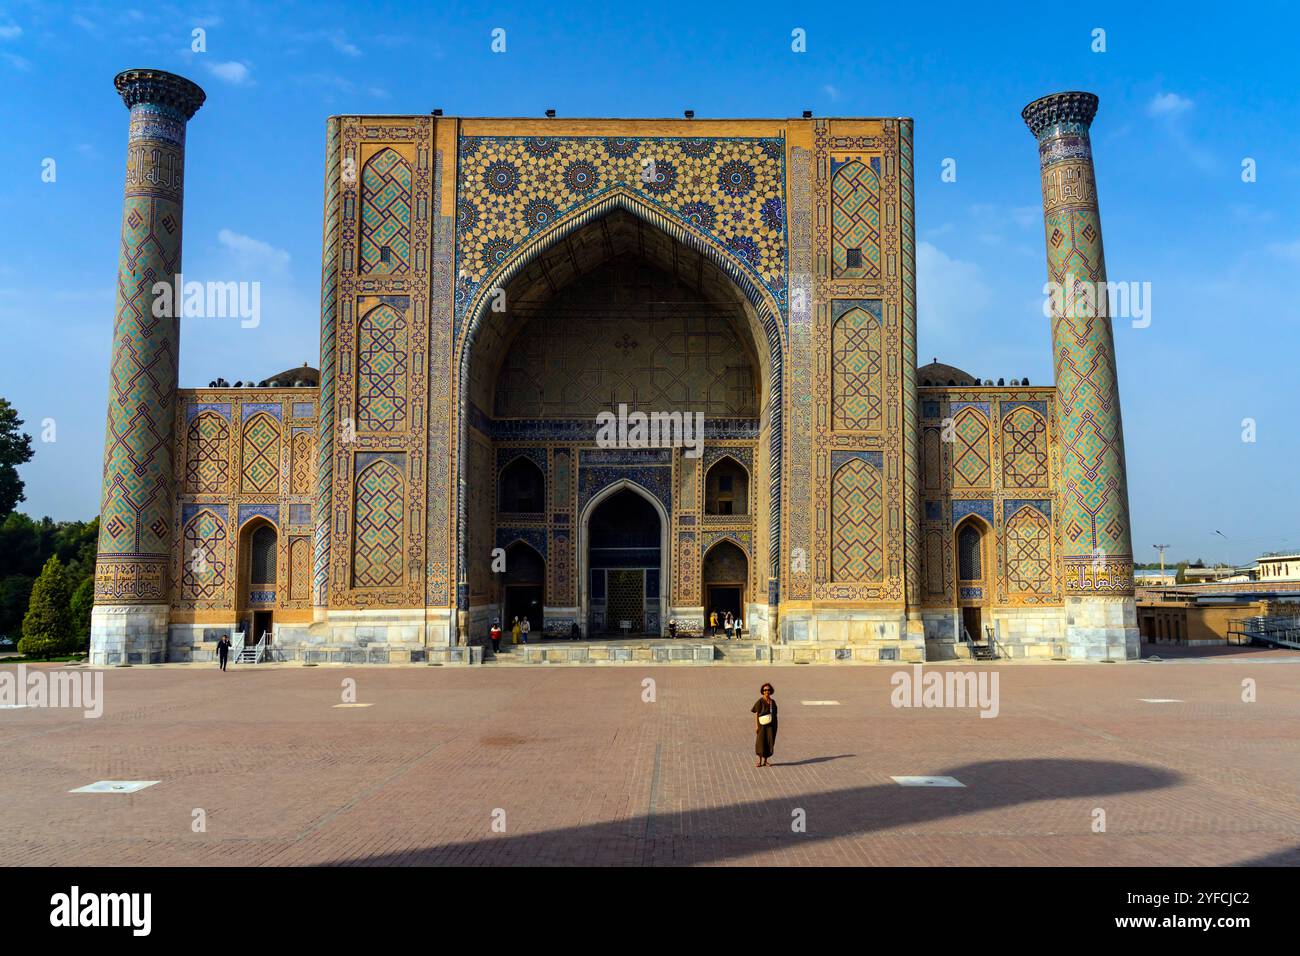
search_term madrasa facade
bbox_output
[89,68,1139,666]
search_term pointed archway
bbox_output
[455,190,783,641]
[578,480,669,637]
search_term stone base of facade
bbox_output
[774,607,924,663]
[91,604,170,665]
[1064,596,1140,660]
[162,608,466,665]
[921,602,1138,661]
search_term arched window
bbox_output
[958,522,984,581]
[499,457,545,514]
[704,456,748,516]
[250,525,277,586]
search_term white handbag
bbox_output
[758,703,773,726]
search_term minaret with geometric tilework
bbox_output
[1023,91,1138,660]
[90,69,205,665]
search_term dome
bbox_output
[917,360,979,387]
[261,363,320,388]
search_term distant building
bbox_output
[1256,553,1300,582]
[1133,569,1177,587]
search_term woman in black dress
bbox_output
[751,682,778,767]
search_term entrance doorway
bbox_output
[702,540,748,636]
[961,607,982,643]
[252,610,273,645]
[585,487,662,636]
[502,541,545,633]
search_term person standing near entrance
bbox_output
[216,634,231,672]
[512,617,521,645]
[751,682,778,767]
[733,614,743,639]
[520,616,531,644]
[490,620,502,654]
[709,609,718,637]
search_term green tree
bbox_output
[69,576,95,651]
[0,399,34,519]
[19,555,72,658]
[0,574,33,638]
[0,512,41,579]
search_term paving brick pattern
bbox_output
[2,650,1298,866]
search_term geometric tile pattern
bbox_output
[1004,503,1052,594]
[240,414,281,494]
[950,407,991,489]
[830,158,881,279]
[180,509,226,602]
[356,303,408,431]
[1028,101,1133,593]
[289,536,311,603]
[184,413,228,494]
[315,116,342,609]
[831,303,883,430]
[359,148,412,275]
[830,457,884,581]
[95,94,196,605]
[1001,405,1049,489]
[352,459,406,588]
[290,430,314,494]
[453,136,787,335]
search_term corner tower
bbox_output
[1022,91,1138,659]
[90,69,205,664]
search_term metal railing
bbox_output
[228,630,245,665]
[985,625,1013,660]
[1227,616,1300,650]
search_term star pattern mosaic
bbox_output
[454,136,787,327]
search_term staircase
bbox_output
[964,626,998,660]
[230,631,268,665]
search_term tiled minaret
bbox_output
[1023,91,1137,660]
[90,69,205,665]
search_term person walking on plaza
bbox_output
[751,682,778,767]
[490,619,502,654]
[520,616,531,644]
[216,633,231,672]
[511,617,521,645]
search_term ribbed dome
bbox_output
[917,360,978,387]
[262,363,320,387]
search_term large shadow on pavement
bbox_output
[314,758,1180,866]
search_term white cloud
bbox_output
[206,60,251,85]
[1147,91,1193,117]
[330,32,361,57]
[823,84,841,102]
[0,24,22,39]
[2,52,30,70]
[916,240,993,339]
[1267,239,1300,263]
[218,229,290,271]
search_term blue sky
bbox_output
[0,0,1296,565]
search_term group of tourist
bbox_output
[708,609,743,639]
[489,616,532,653]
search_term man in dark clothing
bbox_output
[569,621,581,641]
[217,634,231,672]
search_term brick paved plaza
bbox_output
[2,647,1298,866]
